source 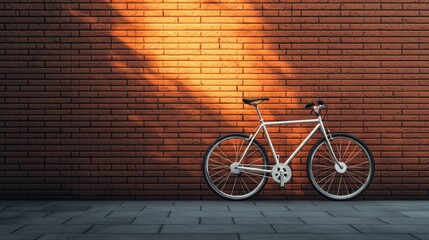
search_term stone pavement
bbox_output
[0,200,428,240]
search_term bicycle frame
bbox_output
[237,106,340,174]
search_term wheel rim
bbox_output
[204,136,267,200]
[309,136,373,200]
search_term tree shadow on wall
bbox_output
[55,0,327,200]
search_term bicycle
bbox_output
[202,97,374,200]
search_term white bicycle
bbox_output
[203,98,374,200]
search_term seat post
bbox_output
[255,105,264,122]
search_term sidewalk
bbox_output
[0,200,428,240]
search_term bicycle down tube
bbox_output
[237,116,340,174]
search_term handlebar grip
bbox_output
[304,102,315,109]
[317,98,325,105]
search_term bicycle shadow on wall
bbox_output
[59,0,364,199]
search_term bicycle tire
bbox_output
[307,133,375,200]
[202,134,270,201]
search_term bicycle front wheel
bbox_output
[307,134,374,200]
[203,134,269,200]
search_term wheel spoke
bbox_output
[345,149,363,164]
[243,172,260,184]
[212,171,231,185]
[209,167,229,177]
[337,174,343,196]
[216,146,233,163]
[211,151,232,163]
[346,171,364,185]
[221,173,232,191]
[342,140,352,161]
[240,177,251,193]
[318,171,336,186]
[326,171,336,193]
[231,175,238,195]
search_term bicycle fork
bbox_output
[318,116,345,170]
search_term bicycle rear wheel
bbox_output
[203,134,269,200]
[307,133,374,200]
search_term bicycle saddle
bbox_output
[242,97,270,105]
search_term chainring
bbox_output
[271,163,292,184]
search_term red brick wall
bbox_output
[0,0,428,199]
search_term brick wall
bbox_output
[0,0,428,199]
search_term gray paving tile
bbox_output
[87,224,161,233]
[133,217,199,225]
[354,206,424,211]
[286,205,357,211]
[45,201,121,207]
[312,200,379,207]
[234,217,303,224]
[372,201,429,207]
[327,210,407,218]
[412,234,429,240]
[121,201,175,207]
[201,217,233,224]
[380,217,429,224]
[46,211,110,218]
[354,224,429,233]
[3,206,90,212]
[0,217,70,225]
[229,206,288,211]
[65,217,134,225]
[143,206,200,211]
[240,233,417,240]
[201,206,229,211]
[0,234,41,240]
[0,201,49,207]
[170,211,263,218]
[272,224,359,233]
[15,224,91,234]
[107,211,170,218]
[300,217,386,225]
[401,211,429,217]
[87,206,144,211]
[0,212,51,218]
[262,211,331,217]
[161,224,275,234]
[0,224,26,233]
[38,233,238,240]
[174,201,254,206]
[255,201,306,206]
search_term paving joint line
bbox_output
[325,211,335,217]
[105,210,113,217]
[33,233,45,240]
[349,224,363,233]
[62,216,73,224]
[297,216,306,224]
[158,224,164,233]
[82,224,95,234]
[43,211,54,217]
[11,224,28,234]
[270,224,278,233]
[409,233,422,240]
[376,217,390,224]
